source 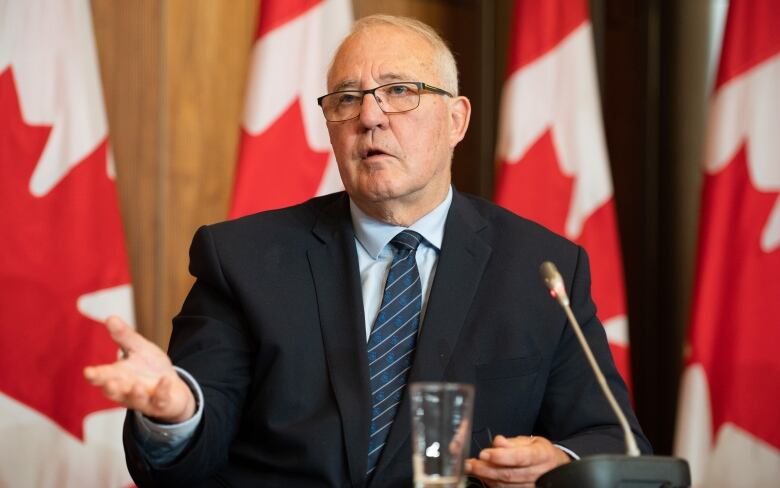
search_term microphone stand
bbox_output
[536,262,690,488]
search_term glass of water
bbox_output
[410,382,475,488]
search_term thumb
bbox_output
[105,315,147,356]
[492,434,511,447]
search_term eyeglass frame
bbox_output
[316,81,454,122]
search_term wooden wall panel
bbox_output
[160,0,257,346]
[92,0,256,345]
[91,0,162,341]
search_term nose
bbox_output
[358,91,389,129]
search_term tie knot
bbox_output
[390,230,422,253]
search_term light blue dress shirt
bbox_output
[351,187,452,340]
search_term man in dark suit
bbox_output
[85,14,649,487]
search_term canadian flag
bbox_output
[494,0,631,384]
[229,0,353,218]
[674,0,780,486]
[0,0,134,486]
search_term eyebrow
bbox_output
[331,72,413,92]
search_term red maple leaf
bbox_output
[0,67,131,440]
[495,128,631,383]
[495,130,574,237]
[688,143,780,449]
[230,98,331,217]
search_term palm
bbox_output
[83,316,195,423]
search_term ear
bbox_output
[448,96,472,148]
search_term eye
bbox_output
[387,84,410,97]
[337,93,360,105]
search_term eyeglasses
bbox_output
[317,81,453,122]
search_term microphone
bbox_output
[540,261,570,307]
[539,261,639,456]
[535,261,690,487]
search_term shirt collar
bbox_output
[350,186,453,259]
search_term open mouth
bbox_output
[361,147,390,159]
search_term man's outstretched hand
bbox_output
[83,316,195,423]
[465,434,570,487]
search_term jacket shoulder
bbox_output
[456,192,578,253]
[204,192,347,240]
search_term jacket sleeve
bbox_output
[124,225,255,487]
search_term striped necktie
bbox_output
[366,230,423,476]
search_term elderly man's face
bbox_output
[325,25,470,219]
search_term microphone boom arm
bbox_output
[540,261,641,457]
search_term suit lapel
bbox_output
[373,191,493,481]
[308,195,370,486]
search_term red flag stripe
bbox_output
[715,0,780,89]
[255,0,323,39]
[230,100,331,215]
[505,0,589,74]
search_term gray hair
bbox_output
[333,14,460,96]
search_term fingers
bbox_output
[479,435,536,467]
[84,364,194,421]
[83,365,99,382]
[465,434,570,486]
[83,316,194,420]
[492,434,532,447]
[83,363,124,386]
[105,315,148,357]
[465,459,537,486]
[83,363,147,408]
[84,316,187,417]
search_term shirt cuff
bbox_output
[133,366,204,466]
[554,443,580,461]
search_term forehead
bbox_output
[328,25,438,90]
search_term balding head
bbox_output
[329,14,459,96]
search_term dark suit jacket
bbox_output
[124,190,650,487]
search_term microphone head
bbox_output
[539,261,570,306]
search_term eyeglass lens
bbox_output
[321,82,421,121]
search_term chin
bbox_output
[356,176,401,200]
[363,188,400,203]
